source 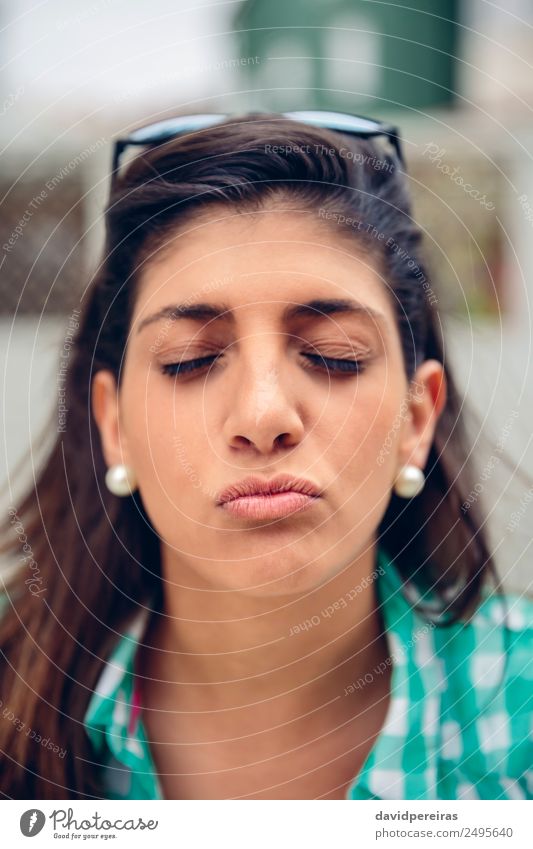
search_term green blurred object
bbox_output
[234,0,459,114]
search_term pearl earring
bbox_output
[393,464,425,498]
[105,464,138,496]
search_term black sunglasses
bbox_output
[110,109,405,191]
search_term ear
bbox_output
[397,359,447,471]
[91,369,131,469]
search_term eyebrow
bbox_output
[136,298,387,334]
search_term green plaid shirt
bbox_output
[79,548,532,799]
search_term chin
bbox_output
[221,556,328,597]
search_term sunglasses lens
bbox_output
[128,113,228,144]
[114,114,229,181]
[284,110,383,134]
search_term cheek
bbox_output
[120,371,170,476]
[122,374,214,505]
[319,378,404,488]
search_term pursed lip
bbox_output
[216,473,322,505]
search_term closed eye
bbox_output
[302,353,365,374]
[160,355,219,376]
[160,352,367,377]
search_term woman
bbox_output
[1,111,532,800]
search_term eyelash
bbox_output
[160,353,367,377]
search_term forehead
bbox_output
[132,208,393,327]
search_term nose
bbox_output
[222,344,305,455]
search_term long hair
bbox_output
[0,112,511,798]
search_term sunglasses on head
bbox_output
[110,109,405,191]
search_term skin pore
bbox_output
[91,203,446,799]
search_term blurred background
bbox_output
[1,0,532,591]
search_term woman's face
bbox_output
[93,206,445,597]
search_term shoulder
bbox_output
[433,587,533,677]
[434,591,533,704]
[435,593,533,780]
[436,588,533,710]
[475,591,533,728]
[470,589,533,675]
[432,588,533,797]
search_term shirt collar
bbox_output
[353,548,447,798]
[83,601,164,799]
[84,605,149,748]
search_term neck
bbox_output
[137,545,390,725]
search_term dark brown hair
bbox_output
[0,112,510,798]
